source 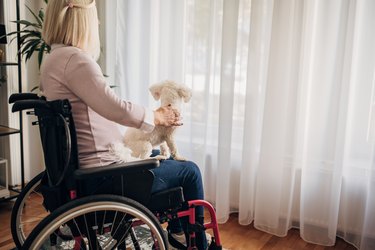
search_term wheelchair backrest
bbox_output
[10,94,79,189]
[36,99,79,188]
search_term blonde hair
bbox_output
[43,0,100,60]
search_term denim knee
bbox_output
[182,161,202,182]
[180,161,204,201]
[151,159,204,201]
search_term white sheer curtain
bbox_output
[111,0,375,248]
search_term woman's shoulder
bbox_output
[52,45,99,72]
[50,44,94,63]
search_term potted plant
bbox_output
[4,0,50,69]
[1,0,111,90]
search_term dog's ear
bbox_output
[178,85,192,103]
[149,83,164,101]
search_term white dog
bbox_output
[114,80,191,162]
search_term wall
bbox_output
[22,0,45,181]
[96,0,117,91]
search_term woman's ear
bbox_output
[178,85,192,103]
[149,83,163,100]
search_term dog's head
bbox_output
[149,80,192,108]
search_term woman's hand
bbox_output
[154,104,183,127]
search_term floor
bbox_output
[0,198,357,250]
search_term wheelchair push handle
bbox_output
[9,93,71,116]
[8,93,40,104]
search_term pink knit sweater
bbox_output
[40,44,153,168]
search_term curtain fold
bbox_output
[216,0,240,223]
[112,0,375,249]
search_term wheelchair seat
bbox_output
[10,93,223,250]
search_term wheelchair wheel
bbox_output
[11,171,49,248]
[23,194,168,250]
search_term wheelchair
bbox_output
[9,93,222,250]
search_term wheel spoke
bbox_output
[116,220,133,248]
[83,214,94,250]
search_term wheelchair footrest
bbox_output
[148,187,185,211]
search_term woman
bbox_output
[41,0,208,249]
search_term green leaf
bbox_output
[21,39,41,58]
[12,20,40,29]
[25,41,40,62]
[19,32,39,45]
[23,30,41,37]
[6,28,41,47]
[9,36,18,44]
[30,85,40,92]
[25,5,43,28]
[38,43,46,69]
[45,43,51,53]
[38,9,45,22]
[18,30,42,40]
[4,30,31,37]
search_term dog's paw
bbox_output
[173,155,186,161]
[160,152,171,159]
[153,155,169,161]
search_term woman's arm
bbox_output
[64,52,151,129]
[64,52,181,130]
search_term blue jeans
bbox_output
[151,159,207,250]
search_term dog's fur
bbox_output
[116,80,191,162]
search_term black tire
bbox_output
[23,194,168,250]
[10,171,47,248]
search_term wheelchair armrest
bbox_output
[73,158,160,180]
[8,93,40,103]
[11,100,49,112]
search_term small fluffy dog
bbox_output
[115,80,191,162]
